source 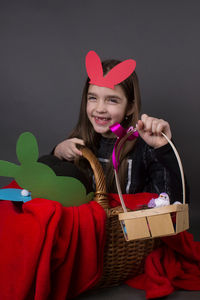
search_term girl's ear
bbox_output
[126,102,134,117]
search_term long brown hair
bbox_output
[69,59,141,193]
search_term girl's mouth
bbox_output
[94,116,111,126]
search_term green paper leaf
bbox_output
[0,131,91,207]
[86,192,94,202]
[16,132,39,163]
[0,160,19,177]
[16,162,88,206]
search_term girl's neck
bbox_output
[100,135,116,144]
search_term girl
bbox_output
[53,51,187,203]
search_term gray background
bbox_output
[0,1,200,299]
[1,0,199,221]
[0,2,199,220]
[1,1,199,218]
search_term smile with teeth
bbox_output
[93,116,111,125]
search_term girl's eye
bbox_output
[108,98,118,103]
[87,96,97,101]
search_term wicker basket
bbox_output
[114,132,189,242]
[81,147,161,288]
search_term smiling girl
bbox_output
[53,52,187,202]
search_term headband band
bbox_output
[85,51,136,90]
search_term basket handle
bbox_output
[161,132,186,205]
[81,147,109,209]
[112,129,186,213]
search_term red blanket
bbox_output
[1,183,200,299]
[0,181,106,300]
[108,192,158,209]
[126,229,200,298]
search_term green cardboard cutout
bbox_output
[0,132,93,206]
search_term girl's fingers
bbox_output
[54,138,85,160]
[136,119,144,131]
[140,114,171,136]
[140,114,154,134]
[137,114,172,148]
[71,138,85,157]
[72,144,83,157]
[72,138,85,146]
[152,119,160,134]
[140,114,148,125]
[156,121,166,134]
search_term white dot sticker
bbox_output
[21,189,30,197]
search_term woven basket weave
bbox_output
[81,147,160,288]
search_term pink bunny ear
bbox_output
[85,50,136,89]
[104,59,136,89]
[85,51,103,84]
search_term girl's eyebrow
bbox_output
[87,92,97,96]
[87,92,122,100]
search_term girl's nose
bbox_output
[96,100,106,113]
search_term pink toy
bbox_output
[110,123,138,171]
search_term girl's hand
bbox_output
[54,138,85,161]
[136,114,172,148]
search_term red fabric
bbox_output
[108,192,158,210]
[0,181,106,300]
[1,182,200,299]
[126,231,200,298]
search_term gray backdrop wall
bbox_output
[0,1,199,226]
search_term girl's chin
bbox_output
[95,127,109,134]
[94,126,115,138]
[92,121,110,132]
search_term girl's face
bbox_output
[86,84,133,138]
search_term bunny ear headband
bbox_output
[85,50,136,89]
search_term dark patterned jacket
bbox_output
[97,136,189,203]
